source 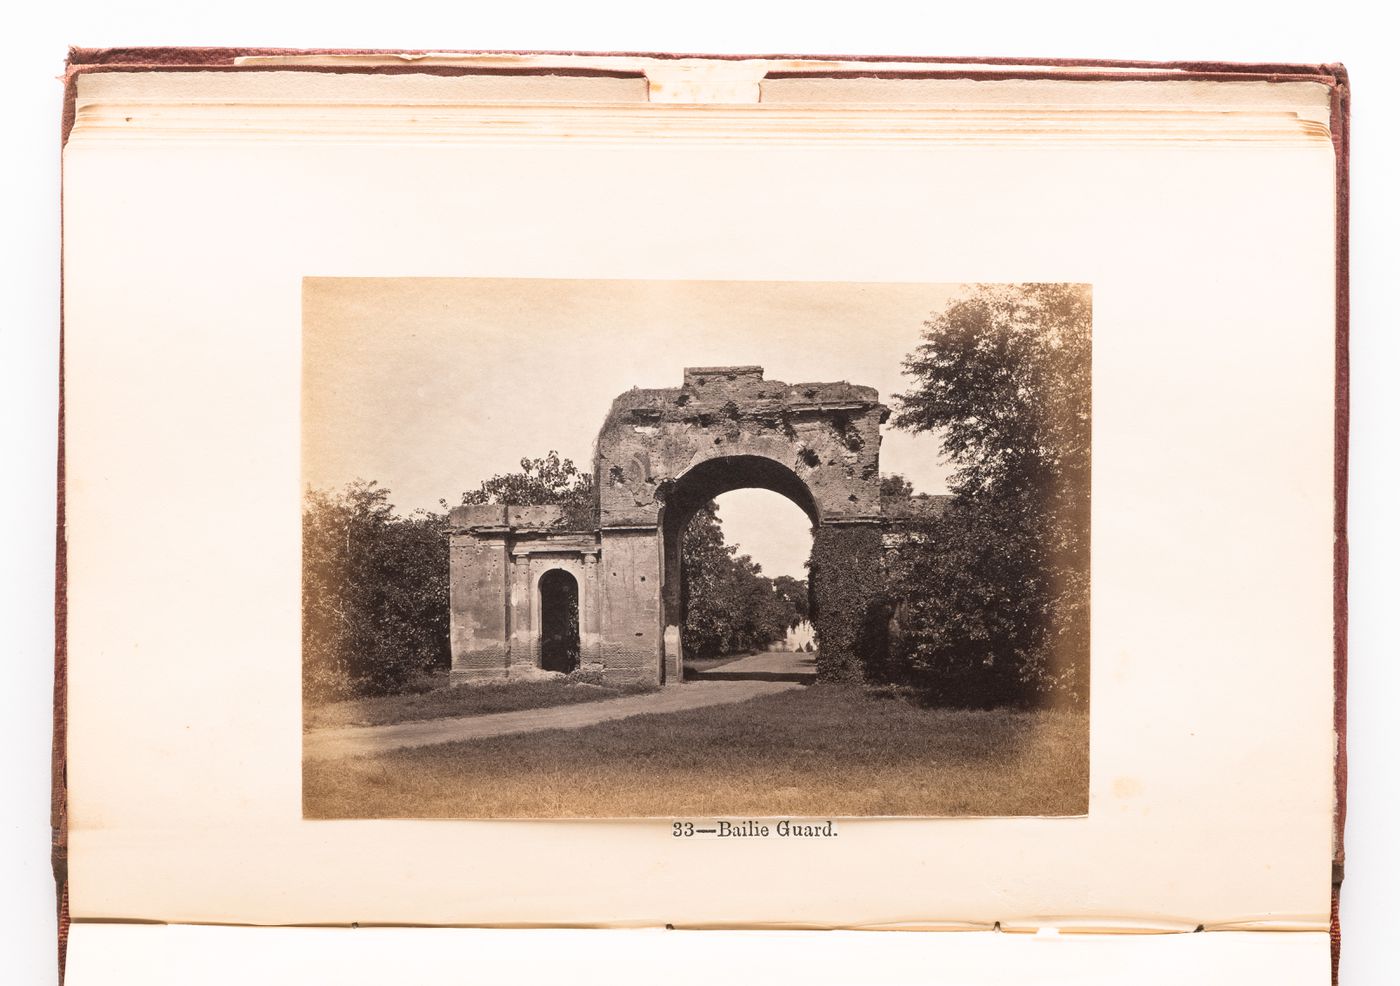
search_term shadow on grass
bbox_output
[687,670,816,683]
[304,676,658,731]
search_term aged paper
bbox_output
[62,68,1335,929]
[66,925,1331,986]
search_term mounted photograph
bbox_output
[300,278,1092,819]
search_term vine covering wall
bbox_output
[809,524,885,683]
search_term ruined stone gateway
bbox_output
[448,366,909,687]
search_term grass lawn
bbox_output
[303,684,1088,818]
[303,675,658,731]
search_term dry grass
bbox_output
[303,676,658,731]
[303,685,1088,818]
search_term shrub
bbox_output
[302,481,450,703]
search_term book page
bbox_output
[67,925,1332,986]
[61,66,1337,931]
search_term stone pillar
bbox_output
[509,552,534,672]
[660,512,685,686]
[581,552,603,671]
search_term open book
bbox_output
[57,49,1347,983]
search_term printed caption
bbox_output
[671,820,839,839]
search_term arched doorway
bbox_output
[538,569,580,673]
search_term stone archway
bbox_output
[593,366,887,685]
[448,366,889,687]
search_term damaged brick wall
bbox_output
[447,506,512,684]
[596,366,887,529]
[594,366,889,685]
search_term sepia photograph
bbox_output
[300,278,1091,818]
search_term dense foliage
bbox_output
[886,283,1091,707]
[302,481,449,703]
[306,455,595,702]
[770,574,810,628]
[680,502,808,659]
[879,473,916,502]
[450,451,595,528]
[809,524,887,682]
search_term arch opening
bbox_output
[538,568,581,674]
[659,454,821,531]
[659,456,819,681]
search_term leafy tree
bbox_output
[680,502,747,658]
[879,473,916,502]
[680,503,806,658]
[887,283,1091,706]
[771,574,810,629]
[895,283,1090,519]
[450,450,595,527]
[303,481,450,702]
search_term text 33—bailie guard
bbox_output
[672,820,838,838]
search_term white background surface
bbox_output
[3,2,1396,983]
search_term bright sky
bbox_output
[711,488,813,580]
[303,278,965,579]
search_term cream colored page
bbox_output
[63,71,1336,928]
[65,926,1332,986]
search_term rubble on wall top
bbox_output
[448,503,593,533]
[606,366,885,426]
[682,365,765,387]
[881,493,953,522]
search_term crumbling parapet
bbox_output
[595,365,888,530]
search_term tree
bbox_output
[303,481,450,702]
[680,502,747,658]
[879,473,916,502]
[887,283,1091,706]
[894,283,1090,523]
[451,451,595,528]
[680,503,804,658]
[771,574,810,629]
